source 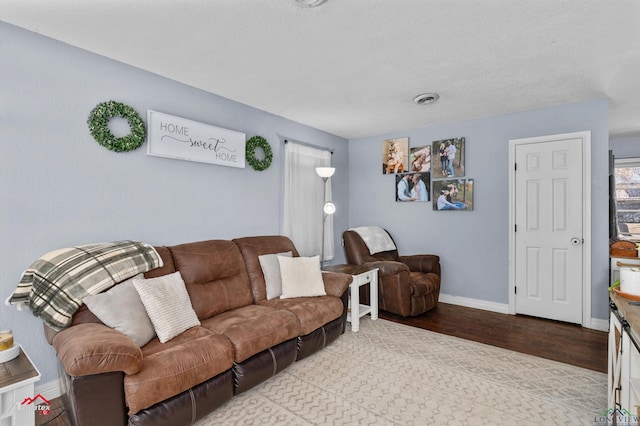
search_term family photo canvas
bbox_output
[432,179,474,210]
[433,137,465,178]
[395,173,431,202]
[410,145,431,173]
[382,137,409,174]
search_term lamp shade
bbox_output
[323,201,336,215]
[315,167,335,178]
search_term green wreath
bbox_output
[87,101,146,152]
[245,136,273,171]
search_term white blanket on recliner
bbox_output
[350,226,396,254]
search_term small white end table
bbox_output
[0,346,42,426]
[325,264,378,332]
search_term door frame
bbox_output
[508,131,592,327]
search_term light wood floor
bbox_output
[36,302,608,425]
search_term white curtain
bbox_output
[283,142,334,261]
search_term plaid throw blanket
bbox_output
[8,240,163,330]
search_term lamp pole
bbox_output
[316,167,336,266]
[321,176,328,265]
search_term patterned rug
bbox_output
[198,318,607,425]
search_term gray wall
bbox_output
[611,135,640,159]
[0,22,348,385]
[347,100,610,320]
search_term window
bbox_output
[283,141,334,260]
[614,157,640,241]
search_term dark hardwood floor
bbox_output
[380,302,608,373]
[36,399,67,426]
[36,302,608,425]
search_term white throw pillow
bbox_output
[133,271,200,343]
[84,274,156,346]
[258,251,292,299]
[278,255,326,299]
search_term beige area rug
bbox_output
[198,318,607,425]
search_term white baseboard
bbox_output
[439,293,510,314]
[439,293,608,331]
[589,318,609,332]
[36,379,61,401]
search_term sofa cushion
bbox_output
[232,236,300,303]
[260,295,344,335]
[124,326,234,415]
[278,255,326,299]
[145,246,176,278]
[201,305,300,363]
[83,274,156,347]
[169,240,253,319]
[258,251,292,300]
[133,272,201,343]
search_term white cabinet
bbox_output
[609,309,622,410]
[609,296,640,418]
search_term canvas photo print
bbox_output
[382,137,409,174]
[433,137,465,178]
[432,179,474,210]
[395,173,431,202]
[410,145,431,172]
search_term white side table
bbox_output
[325,264,378,332]
[0,346,42,426]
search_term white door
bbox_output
[513,135,584,324]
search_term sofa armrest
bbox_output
[364,260,410,277]
[52,323,143,376]
[321,271,353,297]
[398,254,440,275]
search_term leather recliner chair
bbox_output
[342,228,441,317]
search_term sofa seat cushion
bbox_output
[260,295,343,336]
[124,326,234,415]
[201,305,300,363]
[409,272,440,297]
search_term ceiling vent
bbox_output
[292,0,327,7]
[413,93,440,105]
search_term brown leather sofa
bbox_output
[44,236,352,426]
[342,229,440,317]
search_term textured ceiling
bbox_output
[2,0,639,139]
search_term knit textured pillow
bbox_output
[278,255,326,299]
[133,271,200,343]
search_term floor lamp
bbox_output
[316,167,335,265]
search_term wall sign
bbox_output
[147,110,246,168]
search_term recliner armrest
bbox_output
[321,271,353,297]
[398,254,440,275]
[364,260,410,276]
[52,323,143,377]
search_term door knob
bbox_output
[570,238,582,246]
